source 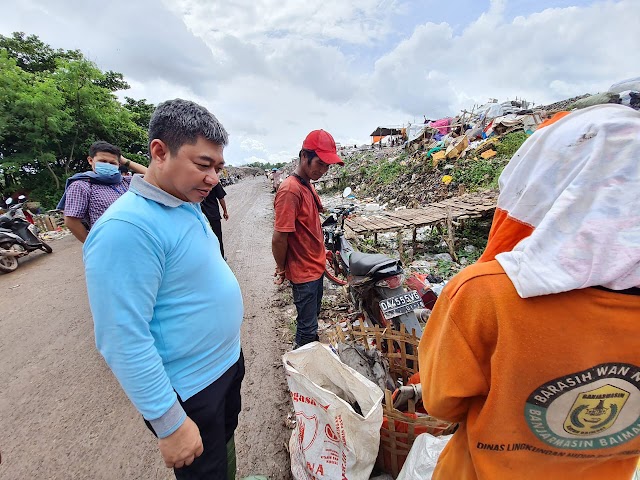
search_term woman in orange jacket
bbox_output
[419,104,640,480]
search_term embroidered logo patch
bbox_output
[525,363,640,450]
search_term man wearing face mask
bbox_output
[59,141,148,242]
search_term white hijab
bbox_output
[494,104,640,298]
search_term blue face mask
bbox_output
[94,162,120,176]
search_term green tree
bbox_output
[123,97,155,156]
[0,31,81,73]
[246,160,287,170]
[0,32,149,208]
[124,97,155,129]
[0,51,72,191]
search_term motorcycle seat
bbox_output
[349,251,399,277]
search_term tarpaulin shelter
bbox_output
[370,127,404,144]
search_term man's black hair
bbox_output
[299,149,317,165]
[148,99,228,155]
[89,141,121,158]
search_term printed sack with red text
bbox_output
[283,343,384,480]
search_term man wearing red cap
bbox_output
[272,130,344,348]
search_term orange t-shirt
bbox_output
[274,176,325,284]
[419,261,640,480]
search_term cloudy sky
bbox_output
[2,0,638,165]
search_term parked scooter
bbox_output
[0,197,53,273]
[323,188,424,337]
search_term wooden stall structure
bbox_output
[345,190,499,260]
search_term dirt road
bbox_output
[0,177,292,479]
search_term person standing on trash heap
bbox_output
[59,140,148,243]
[84,99,244,479]
[272,129,344,348]
[418,104,640,480]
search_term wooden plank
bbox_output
[351,219,383,231]
[345,191,498,235]
[385,209,433,220]
[372,216,405,229]
[349,216,403,233]
[393,209,442,222]
[359,216,396,230]
[384,211,445,226]
[345,218,375,233]
[395,215,442,226]
[439,198,488,211]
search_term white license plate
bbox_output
[379,290,424,320]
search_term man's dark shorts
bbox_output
[292,275,324,346]
[145,351,245,479]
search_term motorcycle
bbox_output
[322,188,424,338]
[0,197,53,273]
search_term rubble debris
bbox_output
[33,212,64,232]
[284,412,297,429]
[336,342,395,393]
[40,229,71,241]
[570,92,621,109]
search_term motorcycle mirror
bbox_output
[5,197,13,206]
[342,187,352,198]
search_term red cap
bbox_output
[302,130,344,165]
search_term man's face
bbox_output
[88,151,119,171]
[305,155,331,181]
[153,136,223,203]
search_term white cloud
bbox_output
[164,0,399,45]
[240,138,267,152]
[371,0,640,116]
[2,0,639,166]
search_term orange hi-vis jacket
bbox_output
[419,261,640,480]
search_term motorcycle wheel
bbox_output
[40,241,53,253]
[0,247,19,272]
[324,250,347,286]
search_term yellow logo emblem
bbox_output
[564,384,630,436]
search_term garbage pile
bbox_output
[222,165,263,186]
[40,228,72,241]
[314,78,640,213]
[32,211,64,232]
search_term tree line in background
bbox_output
[0,32,155,209]
[245,161,287,171]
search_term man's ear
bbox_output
[87,156,94,167]
[149,139,169,165]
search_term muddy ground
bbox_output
[0,177,293,479]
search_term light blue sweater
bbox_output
[83,175,243,438]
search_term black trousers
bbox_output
[145,352,245,479]
[291,275,324,346]
[205,215,225,258]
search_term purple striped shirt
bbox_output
[64,176,132,227]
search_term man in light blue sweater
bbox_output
[84,99,244,479]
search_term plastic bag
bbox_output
[396,433,453,480]
[609,76,640,94]
[283,343,384,480]
[570,92,620,109]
